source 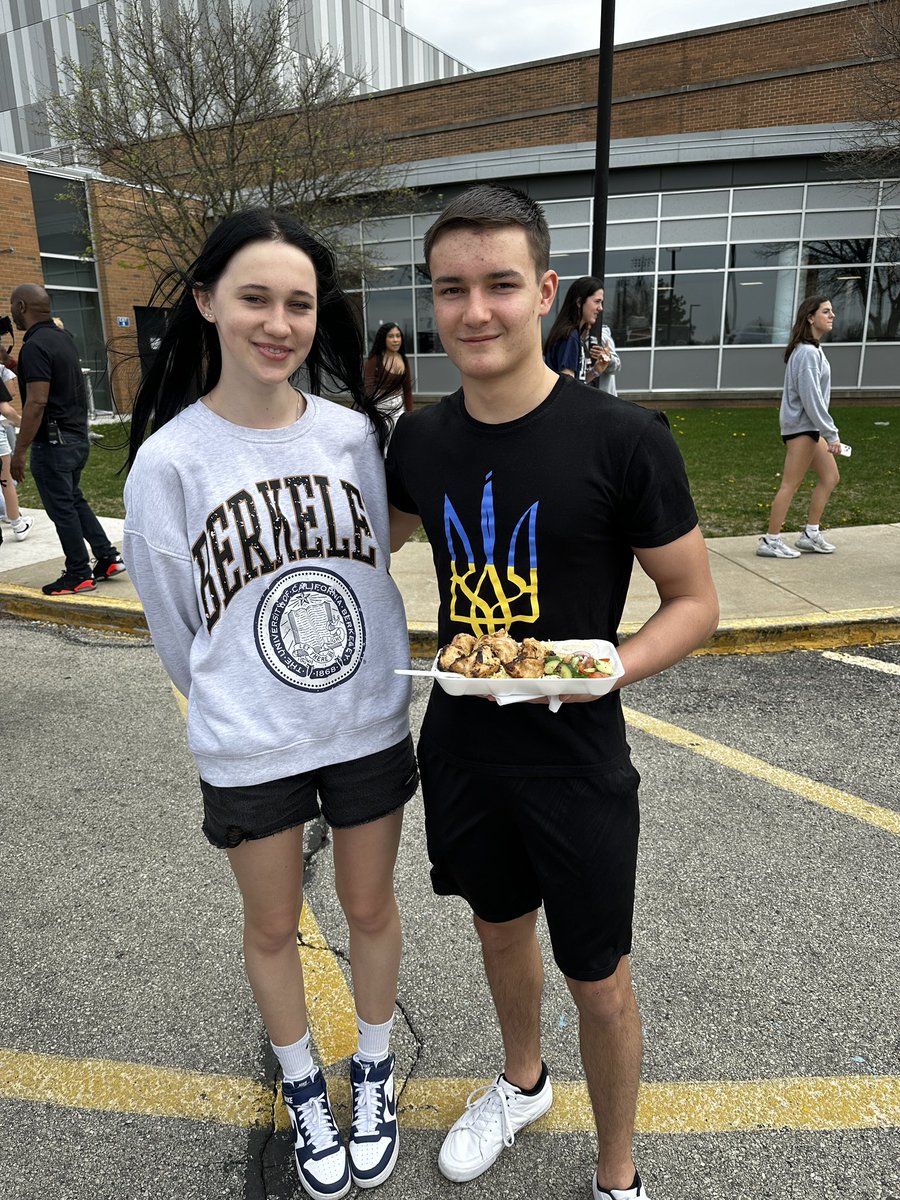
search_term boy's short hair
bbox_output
[423,185,551,278]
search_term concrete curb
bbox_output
[3,584,899,657]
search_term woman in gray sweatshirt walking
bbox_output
[757,295,842,558]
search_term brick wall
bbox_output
[347,3,875,161]
[0,162,43,407]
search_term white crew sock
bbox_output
[11,517,27,532]
[806,524,819,534]
[272,1029,315,1083]
[356,1014,394,1063]
[764,533,782,543]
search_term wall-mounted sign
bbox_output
[117,316,131,327]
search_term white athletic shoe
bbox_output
[12,516,33,542]
[756,535,801,559]
[795,530,835,554]
[438,1068,553,1182]
[593,1169,651,1199]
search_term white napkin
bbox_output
[494,693,564,713]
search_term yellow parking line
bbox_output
[298,903,358,1066]
[623,706,900,837]
[820,650,900,676]
[2,1049,898,1135]
[170,685,358,1066]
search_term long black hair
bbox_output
[367,322,409,369]
[128,209,388,467]
[542,275,603,355]
[784,294,831,363]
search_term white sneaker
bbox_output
[756,535,800,559]
[796,530,835,554]
[12,516,33,542]
[593,1169,650,1199]
[438,1068,553,1182]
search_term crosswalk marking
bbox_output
[2,1048,898,1135]
[623,706,900,837]
[820,650,900,676]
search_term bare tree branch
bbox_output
[46,0,410,275]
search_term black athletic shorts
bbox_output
[416,740,641,982]
[782,430,820,444]
[200,734,418,849]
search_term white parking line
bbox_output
[820,651,900,676]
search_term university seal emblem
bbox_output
[254,567,365,691]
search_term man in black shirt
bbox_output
[10,284,125,594]
[386,187,719,1200]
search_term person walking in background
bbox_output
[123,210,416,1200]
[8,283,125,592]
[543,276,619,392]
[0,369,33,540]
[757,295,842,559]
[364,322,414,442]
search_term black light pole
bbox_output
[591,0,616,283]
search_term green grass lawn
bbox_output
[14,406,899,537]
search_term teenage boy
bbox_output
[386,185,719,1200]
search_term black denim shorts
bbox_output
[200,734,419,849]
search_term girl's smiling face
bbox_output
[196,240,318,390]
[385,326,403,352]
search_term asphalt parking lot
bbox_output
[1,618,897,1200]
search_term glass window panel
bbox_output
[659,244,725,271]
[730,212,802,241]
[414,287,442,354]
[661,190,729,217]
[820,345,861,387]
[365,289,413,347]
[28,173,90,256]
[608,221,657,249]
[413,214,440,237]
[604,275,654,347]
[543,199,591,224]
[801,238,873,267]
[362,216,411,240]
[616,349,650,390]
[720,347,789,389]
[862,344,900,385]
[876,238,900,263]
[659,216,728,244]
[878,211,900,237]
[414,355,461,395]
[655,273,723,346]
[730,243,798,268]
[799,268,869,341]
[415,262,431,285]
[367,266,412,286]
[867,266,900,341]
[365,240,411,266]
[724,269,796,344]
[548,224,589,251]
[651,349,719,390]
[41,256,98,287]
[806,182,880,210]
[45,289,111,411]
[731,186,803,214]
[606,249,656,274]
[549,251,589,277]
[608,194,658,221]
[803,210,876,240]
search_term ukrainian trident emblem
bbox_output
[444,472,539,637]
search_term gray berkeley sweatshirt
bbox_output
[123,395,411,786]
[780,342,838,444]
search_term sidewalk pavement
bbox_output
[1,507,898,652]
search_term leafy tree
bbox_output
[46,0,409,275]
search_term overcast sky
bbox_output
[402,0,841,70]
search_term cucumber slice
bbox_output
[543,656,561,675]
[558,662,575,679]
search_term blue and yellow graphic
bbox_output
[444,472,539,636]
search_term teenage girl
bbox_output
[758,295,841,558]
[124,209,416,1200]
[364,323,414,442]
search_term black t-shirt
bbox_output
[17,321,88,442]
[386,376,698,775]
